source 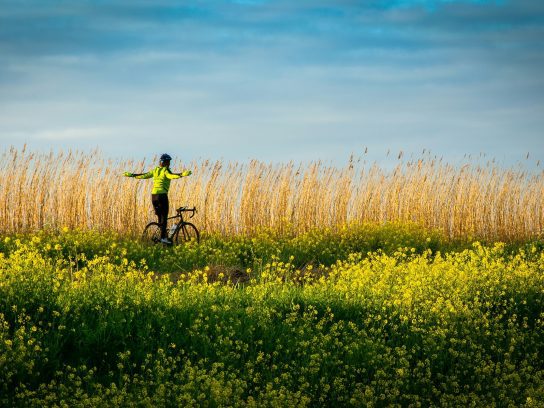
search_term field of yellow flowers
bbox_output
[1,224,544,406]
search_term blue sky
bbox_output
[1,0,543,167]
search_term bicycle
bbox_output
[142,206,200,245]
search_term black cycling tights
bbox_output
[151,194,169,239]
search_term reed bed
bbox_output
[0,146,542,241]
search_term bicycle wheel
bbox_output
[142,222,162,244]
[174,222,200,244]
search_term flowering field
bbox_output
[1,225,543,406]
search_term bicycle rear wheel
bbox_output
[174,222,200,244]
[142,222,162,244]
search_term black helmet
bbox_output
[160,153,172,162]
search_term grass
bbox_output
[1,225,544,406]
[1,147,543,241]
[1,147,543,405]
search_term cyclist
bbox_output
[124,153,192,244]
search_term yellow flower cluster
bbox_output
[0,230,543,406]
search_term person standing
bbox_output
[124,153,192,244]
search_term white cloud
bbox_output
[0,0,543,168]
[33,127,117,141]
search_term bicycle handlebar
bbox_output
[177,206,197,218]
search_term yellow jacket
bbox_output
[133,167,190,194]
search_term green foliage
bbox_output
[0,226,543,406]
[0,222,455,275]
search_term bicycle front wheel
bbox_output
[174,222,200,244]
[142,222,162,244]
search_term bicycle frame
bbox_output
[167,207,196,238]
[142,206,199,245]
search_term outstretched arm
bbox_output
[165,168,192,179]
[124,171,153,179]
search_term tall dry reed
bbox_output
[1,146,542,241]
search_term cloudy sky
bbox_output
[1,0,543,166]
